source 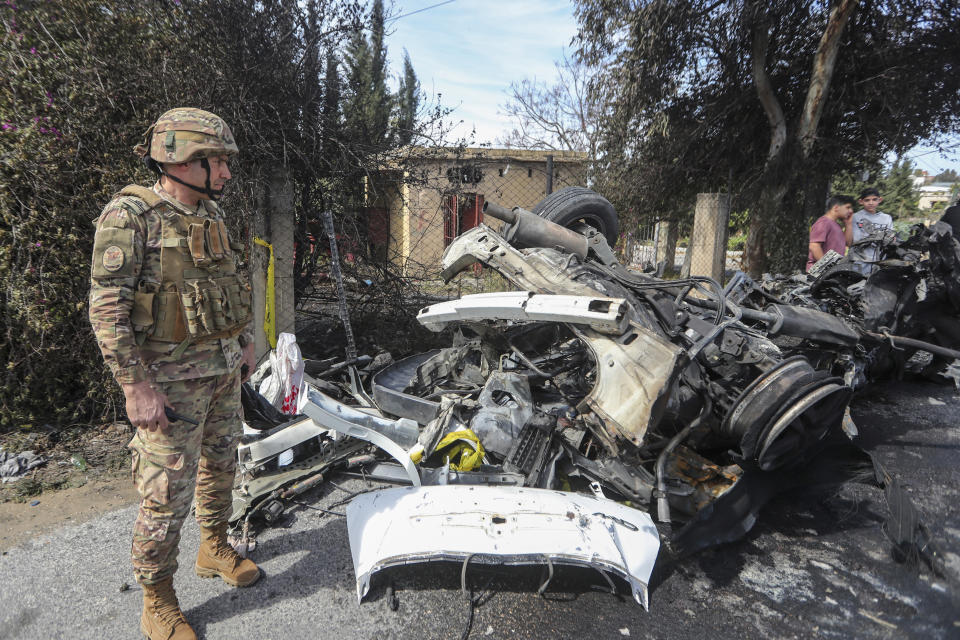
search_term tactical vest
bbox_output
[118,185,252,346]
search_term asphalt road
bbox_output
[1,380,958,640]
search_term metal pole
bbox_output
[321,210,357,363]
[652,221,661,266]
[321,210,375,406]
[546,155,554,195]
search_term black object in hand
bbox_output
[164,407,199,425]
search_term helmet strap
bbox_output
[158,158,224,201]
[143,156,162,175]
[199,157,221,200]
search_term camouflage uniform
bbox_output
[89,110,252,586]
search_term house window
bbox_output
[527,168,533,178]
[446,165,484,185]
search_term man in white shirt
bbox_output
[846,187,894,274]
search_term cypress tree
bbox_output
[396,50,420,146]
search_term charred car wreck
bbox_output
[231,189,960,609]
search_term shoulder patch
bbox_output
[102,245,126,272]
[91,226,137,278]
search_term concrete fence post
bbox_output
[655,220,678,275]
[251,182,269,363]
[251,167,296,362]
[270,169,296,343]
[688,193,731,283]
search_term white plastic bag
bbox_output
[257,332,305,415]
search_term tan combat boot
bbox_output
[195,523,261,587]
[140,577,196,640]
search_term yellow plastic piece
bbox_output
[253,237,276,349]
[408,443,425,465]
[434,429,485,472]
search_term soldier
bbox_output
[89,108,259,640]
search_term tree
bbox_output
[833,158,919,219]
[343,0,390,147]
[881,159,920,219]
[0,0,419,429]
[575,0,960,275]
[395,49,420,146]
[320,51,343,163]
[498,52,599,162]
[934,169,960,183]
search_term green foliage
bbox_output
[396,50,420,146]
[728,209,749,235]
[1,0,176,428]
[12,477,42,502]
[0,0,441,431]
[727,233,746,252]
[934,169,959,183]
[882,159,922,219]
[343,0,390,147]
[893,219,915,236]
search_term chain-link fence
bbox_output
[262,149,592,361]
[253,153,743,366]
[254,126,740,366]
[366,149,590,296]
[622,222,659,269]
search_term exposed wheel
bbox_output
[529,187,620,246]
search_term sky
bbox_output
[384,0,960,176]
[384,0,577,146]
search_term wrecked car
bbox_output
[747,214,960,388]
[230,189,960,609]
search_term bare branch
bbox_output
[497,52,597,158]
[749,6,786,164]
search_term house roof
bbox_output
[919,182,956,192]
[393,146,589,165]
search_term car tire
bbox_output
[528,187,620,247]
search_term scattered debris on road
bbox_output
[0,448,46,483]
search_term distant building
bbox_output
[366,147,589,277]
[918,182,957,210]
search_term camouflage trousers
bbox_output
[128,370,241,585]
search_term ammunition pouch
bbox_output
[122,185,251,346]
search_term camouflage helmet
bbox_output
[134,107,238,164]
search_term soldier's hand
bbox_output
[240,342,255,383]
[121,381,173,433]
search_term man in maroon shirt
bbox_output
[807,195,855,272]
